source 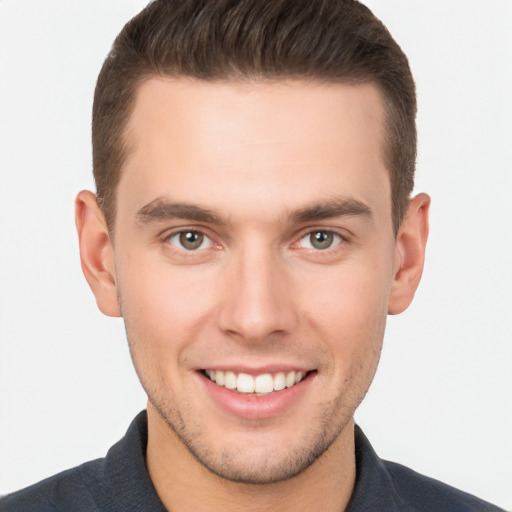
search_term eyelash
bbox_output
[296,230,345,251]
[162,228,219,257]
[161,227,349,255]
[166,230,213,251]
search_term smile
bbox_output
[203,369,307,395]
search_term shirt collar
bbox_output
[102,411,401,512]
[345,425,403,511]
[101,410,167,512]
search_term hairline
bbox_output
[103,72,401,239]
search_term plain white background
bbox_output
[1,0,511,508]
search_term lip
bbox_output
[198,369,316,419]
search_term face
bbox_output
[111,77,397,483]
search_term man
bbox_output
[0,0,507,511]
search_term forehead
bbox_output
[118,77,390,223]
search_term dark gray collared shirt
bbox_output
[0,411,504,511]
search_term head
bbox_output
[92,0,417,236]
[77,0,429,487]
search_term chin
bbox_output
[151,393,353,485]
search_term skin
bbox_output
[76,77,429,512]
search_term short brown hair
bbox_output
[93,0,416,235]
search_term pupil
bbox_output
[180,231,203,249]
[312,231,333,249]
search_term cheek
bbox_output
[116,259,216,370]
[305,257,392,325]
[300,257,392,368]
[118,252,213,319]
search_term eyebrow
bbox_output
[289,198,373,223]
[135,196,373,226]
[135,198,226,225]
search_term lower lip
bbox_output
[199,372,315,419]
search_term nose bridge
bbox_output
[216,239,298,341]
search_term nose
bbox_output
[215,244,299,343]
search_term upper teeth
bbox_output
[205,370,305,394]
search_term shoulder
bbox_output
[383,459,505,512]
[0,458,105,512]
[0,412,164,512]
[350,426,505,512]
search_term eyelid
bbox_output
[292,227,351,254]
[295,226,349,240]
[158,225,350,254]
[161,226,221,250]
[300,230,341,247]
[168,231,212,250]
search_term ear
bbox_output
[388,193,430,315]
[75,190,121,317]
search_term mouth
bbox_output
[201,369,311,396]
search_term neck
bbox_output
[146,404,356,512]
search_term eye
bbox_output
[167,230,212,251]
[298,230,343,250]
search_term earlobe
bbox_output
[388,193,430,315]
[75,190,121,317]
